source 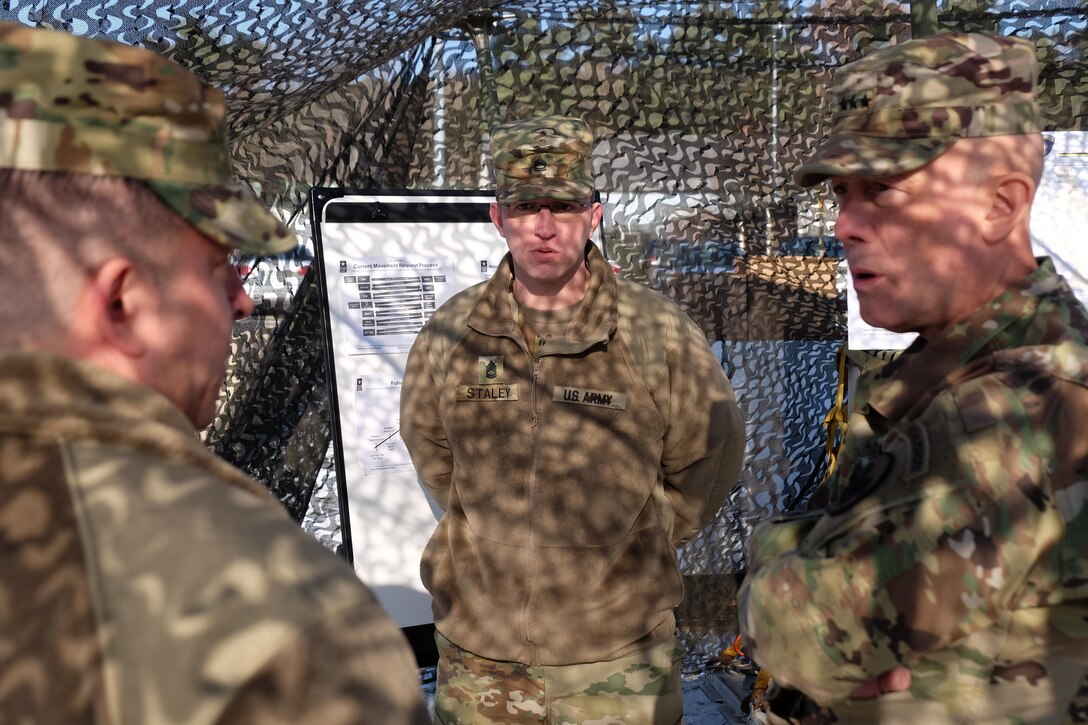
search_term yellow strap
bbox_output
[821,343,849,483]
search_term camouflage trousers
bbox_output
[433,632,685,725]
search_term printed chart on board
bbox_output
[311,190,506,634]
[1031,131,1088,306]
[334,257,453,354]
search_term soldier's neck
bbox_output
[511,264,589,311]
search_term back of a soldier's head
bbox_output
[0,22,296,256]
[0,23,297,349]
[0,170,190,343]
[794,32,1044,188]
[0,26,289,427]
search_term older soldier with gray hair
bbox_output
[400,115,746,723]
[0,23,429,724]
[738,32,1088,723]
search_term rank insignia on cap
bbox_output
[489,114,595,203]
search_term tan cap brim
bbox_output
[793,134,954,187]
[496,177,594,204]
[148,180,297,256]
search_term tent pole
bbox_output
[462,12,503,188]
[910,0,940,37]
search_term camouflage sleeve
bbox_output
[738,372,1087,706]
[660,317,746,545]
[399,325,452,511]
[215,602,431,724]
[747,510,823,569]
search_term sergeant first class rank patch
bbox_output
[456,356,519,401]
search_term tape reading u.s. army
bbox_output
[553,386,627,410]
[456,385,518,401]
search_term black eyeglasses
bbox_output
[502,200,592,220]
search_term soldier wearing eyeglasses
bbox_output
[738,33,1088,724]
[400,115,746,724]
[0,23,428,725]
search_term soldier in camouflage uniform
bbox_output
[0,23,429,724]
[400,115,746,723]
[737,32,1088,723]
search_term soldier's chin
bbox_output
[193,387,224,430]
[859,310,911,334]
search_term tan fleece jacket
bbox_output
[400,243,746,665]
[0,352,428,724]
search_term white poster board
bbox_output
[1031,131,1088,304]
[310,190,507,636]
[846,130,1088,352]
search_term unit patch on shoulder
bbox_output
[904,421,929,481]
[456,385,518,401]
[553,386,627,410]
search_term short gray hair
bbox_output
[0,169,189,350]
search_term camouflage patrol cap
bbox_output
[794,32,1042,187]
[0,22,296,255]
[491,115,595,203]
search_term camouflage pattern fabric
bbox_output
[0,22,294,255]
[3,2,1082,677]
[738,258,1088,723]
[0,352,430,724]
[490,115,595,203]
[795,32,1044,186]
[433,632,685,725]
[400,244,745,667]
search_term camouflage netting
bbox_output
[6,0,1085,670]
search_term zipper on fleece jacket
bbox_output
[522,352,545,660]
[475,321,542,660]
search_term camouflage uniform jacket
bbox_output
[400,242,745,666]
[739,258,1088,724]
[0,352,429,725]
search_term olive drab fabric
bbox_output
[0,353,430,724]
[0,22,295,255]
[739,259,1088,723]
[794,32,1044,187]
[400,243,746,667]
[490,115,595,203]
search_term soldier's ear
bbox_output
[588,201,604,236]
[79,257,150,360]
[981,172,1034,245]
[489,202,507,239]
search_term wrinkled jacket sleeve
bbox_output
[400,322,453,511]
[660,316,746,545]
[737,374,1088,706]
[216,602,431,724]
